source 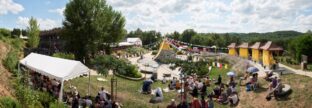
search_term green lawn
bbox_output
[65,67,232,108]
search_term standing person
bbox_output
[72,96,79,108]
[215,75,222,85]
[99,87,108,101]
[191,97,201,108]
[201,96,208,108]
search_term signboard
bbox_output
[302,55,308,63]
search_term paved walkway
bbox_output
[278,63,312,78]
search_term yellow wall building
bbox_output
[260,41,283,67]
[227,43,237,56]
[250,42,261,62]
[238,43,249,58]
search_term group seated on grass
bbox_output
[141,73,240,107]
[63,86,122,108]
[29,71,61,98]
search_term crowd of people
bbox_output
[162,73,240,108]
[63,86,121,108]
[29,71,61,98]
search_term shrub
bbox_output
[0,97,21,108]
[52,52,75,60]
[152,50,158,55]
[307,64,312,71]
[49,101,67,108]
[176,50,183,55]
[3,50,19,74]
[92,55,142,78]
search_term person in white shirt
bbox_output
[99,87,108,101]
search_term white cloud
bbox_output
[16,16,61,30]
[49,7,65,16]
[0,0,24,15]
[107,0,312,33]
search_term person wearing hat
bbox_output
[167,99,177,108]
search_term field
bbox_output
[65,67,230,108]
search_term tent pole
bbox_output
[88,70,91,96]
[59,80,64,102]
[18,63,20,76]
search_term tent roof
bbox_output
[19,53,89,81]
[118,42,134,46]
[249,42,262,49]
[227,43,236,48]
[238,42,249,48]
[260,41,283,51]
[127,38,141,43]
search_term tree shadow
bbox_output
[254,85,268,93]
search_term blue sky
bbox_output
[1,0,312,34]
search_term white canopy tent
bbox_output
[19,53,90,101]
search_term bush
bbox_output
[176,50,183,55]
[0,97,21,108]
[307,64,312,71]
[49,101,67,108]
[92,55,142,78]
[152,50,158,55]
[3,50,19,74]
[52,52,75,60]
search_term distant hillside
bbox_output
[228,30,303,41]
[227,30,303,48]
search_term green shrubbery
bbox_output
[52,52,75,60]
[0,97,21,108]
[152,50,158,55]
[307,64,312,71]
[92,55,142,78]
[125,47,148,55]
[3,50,19,74]
[49,101,67,108]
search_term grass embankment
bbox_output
[66,67,230,108]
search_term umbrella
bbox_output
[247,67,259,73]
[227,71,235,76]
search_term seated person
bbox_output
[217,93,228,104]
[213,87,222,98]
[228,77,236,87]
[175,81,181,90]
[142,79,153,93]
[228,92,239,106]
[204,77,210,86]
[265,71,274,81]
[150,87,163,103]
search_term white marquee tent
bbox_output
[19,53,90,101]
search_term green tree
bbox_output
[0,28,11,37]
[181,29,196,43]
[11,28,21,38]
[172,31,181,40]
[288,34,312,62]
[27,17,40,48]
[63,0,126,61]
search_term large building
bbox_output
[38,28,64,55]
